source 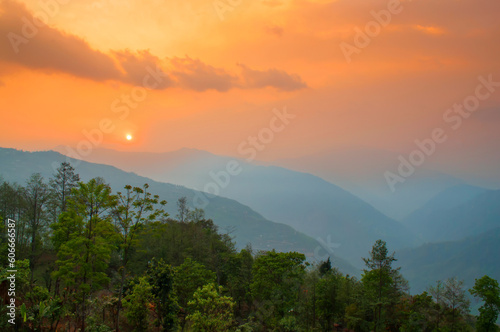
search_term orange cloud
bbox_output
[0,1,307,92]
[169,56,237,92]
[414,25,446,35]
[0,0,122,81]
[113,49,173,89]
[238,64,307,91]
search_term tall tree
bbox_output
[174,257,217,329]
[147,258,178,331]
[470,275,500,332]
[428,280,446,330]
[51,178,117,332]
[49,162,80,219]
[176,196,190,222]
[250,250,306,328]
[22,173,51,283]
[362,239,407,332]
[316,267,343,330]
[111,183,167,329]
[443,277,470,331]
[187,283,235,331]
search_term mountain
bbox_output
[404,184,488,241]
[0,147,360,276]
[398,228,500,294]
[54,147,420,268]
[404,187,500,243]
[272,147,466,221]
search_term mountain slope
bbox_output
[398,228,500,294]
[0,147,360,275]
[272,147,466,220]
[55,147,420,267]
[404,184,488,241]
[404,187,500,243]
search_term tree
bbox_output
[399,292,434,332]
[316,267,344,330]
[111,183,167,328]
[250,250,306,327]
[319,257,332,276]
[49,162,80,219]
[470,275,500,332]
[123,276,154,332]
[361,239,407,332]
[428,280,446,330]
[51,178,117,331]
[174,257,216,329]
[187,283,235,331]
[176,197,190,222]
[22,173,51,282]
[226,246,254,318]
[443,277,470,331]
[146,258,178,331]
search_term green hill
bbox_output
[0,147,359,275]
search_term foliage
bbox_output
[470,275,500,332]
[146,258,178,331]
[123,277,154,331]
[361,239,408,331]
[250,250,306,327]
[187,283,235,331]
[0,169,495,332]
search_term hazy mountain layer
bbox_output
[55,147,420,267]
[0,147,360,276]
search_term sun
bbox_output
[126,134,133,141]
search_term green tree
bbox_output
[316,267,344,330]
[111,183,167,328]
[399,292,434,332]
[361,239,407,332]
[146,258,178,331]
[187,283,235,331]
[51,178,117,331]
[226,246,254,318]
[22,173,51,283]
[123,276,154,332]
[470,275,500,332]
[174,257,216,328]
[49,162,80,219]
[250,250,306,327]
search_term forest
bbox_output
[1,162,499,331]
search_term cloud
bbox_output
[238,64,307,91]
[169,56,237,92]
[113,49,173,89]
[0,0,122,81]
[413,25,446,35]
[0,1,308,92]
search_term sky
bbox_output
[1,0,499,166]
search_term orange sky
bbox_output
[0,0,499,162]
